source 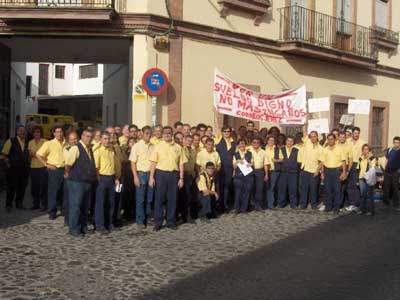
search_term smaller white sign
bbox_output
[308,97,330,113]
[308,118,330,134]
[238,160,253,177]
[339,114,355,125]
[348,99,371,115]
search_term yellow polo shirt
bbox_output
[358,156,376,179]
[265,146,275,171]
[249,147,266,169]
[118,135,128,146]
[150,136,163,146]
[65,141,92,166]
[349,138,366,163]
[150,141,187,172]
[1,137,26,155]
[196,172,216,192]
[196,149,221,171]
[300,142,323,173]
[36,138,66,168]
[337,142,353,166]
[28,138,47,168]
[94,145,120,177]
[92,141,101,153]
[129,139,153,172]
[183,146,197,176]
[322,145,346,169]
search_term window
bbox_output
[333,102,348,128]
[375,0,388,29]
[291,0,306,7]
[25,76,32,97]
[370,106,386,153]
[38,64,49,95]
[79,64,98,79]
[336,0,351,35]
[55,65,65,79]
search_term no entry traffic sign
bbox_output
[142,68,169,96]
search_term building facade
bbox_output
[0,0,399,151]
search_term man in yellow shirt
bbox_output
[149,126,187,231]
[265,135,279,209]
[337,131,354,211]
[0,125,30,211]
[28,126,47,210]
[299,131,323,209]
[118,125,130,146]
[64,129,96,236]
[128,124,139,144]
[196,161,219,221]
[130,126,154,228]
[180,134,197,223]
[278,136,301,209]
[249,137,268,211]
[321,133,347,214]
[94,131,121,232]
[36,125,66,219]
[150,125,163,145]
[196,138,221,173]
[347,127,365,210]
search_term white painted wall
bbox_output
[103,64,129,126]
[10,62,38,134]
[72,64,103,95]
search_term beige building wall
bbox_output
[181,38,399,144]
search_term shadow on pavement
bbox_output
[137,207,400,300]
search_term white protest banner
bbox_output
[213,69,307,125]
[308,97,330,113]
[348,99,371,115]
[308,118,330,134]
[339,114,355,125]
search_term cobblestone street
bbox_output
[0,192,347,300]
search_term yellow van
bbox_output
[25,114,74,139]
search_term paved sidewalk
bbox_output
[0,194,347,300]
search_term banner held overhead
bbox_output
[213,69,307,125]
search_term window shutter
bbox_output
[337,0,351,21]
[375,0,388,28]
[291,0,306,7]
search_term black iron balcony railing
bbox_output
[0,0,115,8]
[279,5,378,60]
[371,25,399,45]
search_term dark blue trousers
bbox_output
[324,168,342,211]
[95,175,116,230]
[154,170,178,226]
[299,171,320,208]
[68,180,91,234]
[252,169,265,210]
[359,179,375,214]
[218,166,233,211]
[347,164,360,206]
[278,172,298,208]
[30,167,48,208]
[47,168,64,217]
[234,174,253,213]
[198,194,212,217]
[266,171,280,209]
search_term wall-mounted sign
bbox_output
[142,68,169,96]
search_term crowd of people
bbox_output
[1,119,400,236]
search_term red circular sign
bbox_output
[142,68,169,96]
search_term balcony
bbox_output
[371,25,399,51]
[279,5,378,68]
[0,0,116,23]
[218,0,272,26]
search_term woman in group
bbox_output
[28,126,48,210]
[358,144,376,216]
[233,139,254,214]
